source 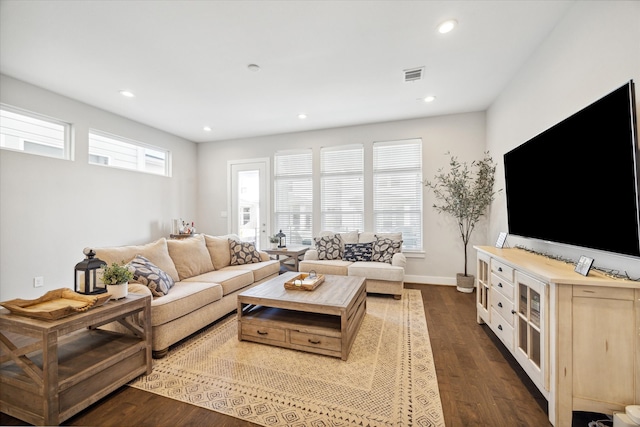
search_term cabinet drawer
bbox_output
[491,259,514,281]
[290,330,341,352]
[492,272,514,300]
[241,323,286,342]
[573,285,634,300]
[490,308,514,350]
[491,288,515,326]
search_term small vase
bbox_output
[107,283,128,300]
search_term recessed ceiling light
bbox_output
[247,64,261,72]
[119,90,135,98]
[203,126,212,132]
[424,96,436,103]
[437,19,457,34]
[298,113,307,119]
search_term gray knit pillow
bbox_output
[229,240,261,265]
[314,234,343,260]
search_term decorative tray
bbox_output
[284,273,325,291]
[0,288,111,320]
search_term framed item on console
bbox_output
[575,256,594,276]
[495,232,508,248]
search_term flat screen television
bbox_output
[504,80,640,258]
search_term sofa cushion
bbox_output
[204,235,230,270]
[371,237,403,264]
[225,260,280,282]
[128,255,175,297]
[167,234,214,280]
[94,238,180,282]
[348,261,404,282]
[314,234,343,260]
[229,240,262,265]
[183,269,254,296]
[149,281,223,326]
[344,242,373,262]
[358,231,402,244]
[299,259,352,276]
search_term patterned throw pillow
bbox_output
[127,255,175,297]
[314,234,343,260]
[344,242,373,262]
[371,237,403,264]
[229,240,261,265]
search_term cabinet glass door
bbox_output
[518,283,542,368]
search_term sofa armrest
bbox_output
[392,252,407,269]
[258,251,271,262]
[304,249,319,260]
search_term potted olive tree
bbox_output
[101,261,133,299]
[425,152,498,293]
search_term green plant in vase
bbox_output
[101,261,133,299]
[425,151,499,293]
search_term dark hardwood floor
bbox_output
[1,284,600,426]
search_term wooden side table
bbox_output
[264,245,310,272]
[0,293,152,426]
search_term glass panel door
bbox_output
[229,159,269,250]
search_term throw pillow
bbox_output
[166,234,215,280]
[229,239,261,265]
[127,255,175,297]
[314,234,343,260]
[371,236,403,264]
[344,242,373,262]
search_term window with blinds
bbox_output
[321,144,364,232]
[274,149,313,245]
[0,104,71,160]
[373,139,423,250]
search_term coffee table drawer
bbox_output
[290,330,341,352]
[241,323,286,342]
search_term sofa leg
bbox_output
[394,295,401,300]
[153,348,169,359]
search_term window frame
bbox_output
[0,103,72,160]
[88,129,171,177]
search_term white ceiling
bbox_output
[0,0,574,143]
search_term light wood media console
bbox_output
[475,246,639,426]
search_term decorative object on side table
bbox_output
[269,234,280,249]
[0,288,111,320]
[276,229,287,248]
[425,152,499,293]
[101,261,133,299]
[74,248,107,295]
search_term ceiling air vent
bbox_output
[404,67,424,82]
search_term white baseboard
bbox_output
[404,275,457,286]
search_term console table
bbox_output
[0,293,152,425]
[475,246,639,426]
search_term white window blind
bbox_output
[321,144,364,232]
[274,149,313,245]
[373,139,423,250]
[0,104,71,160]
[88,130,171,176]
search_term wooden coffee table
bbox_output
[237,272,366,360]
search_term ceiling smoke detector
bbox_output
[403,67,424,83]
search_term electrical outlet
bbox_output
[34,276,44,287]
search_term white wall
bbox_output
[197,112,487,284]
[487,1,640,276]
[0,75,198,300]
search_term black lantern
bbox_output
[74,248,107,295]
[276,229,286,248]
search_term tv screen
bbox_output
[504,80,640,258]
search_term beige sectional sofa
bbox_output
[94,234,279,358]
[298,231,406,299]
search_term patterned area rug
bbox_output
[130,289,445,426]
